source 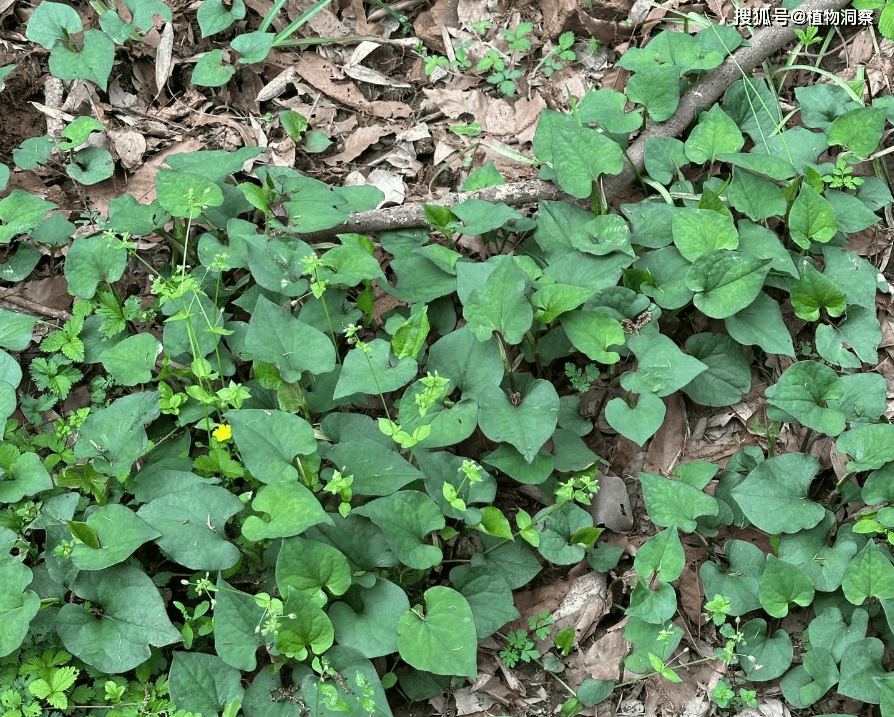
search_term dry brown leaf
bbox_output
[577,619,628,682]
[678,545,706,627]
[644,392,687,475]
[414,0,459,54]
[590,471,634,532]
[550,571,610,644]
[293,54,411,118]
[156,21,174,90]
[285,0,350,37]
[110,128,147,170]
[320,124,394,165]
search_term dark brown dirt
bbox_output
[0,51,48,165]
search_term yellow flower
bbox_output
[213,424,232,442]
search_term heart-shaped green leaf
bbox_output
[49,29,115,90]
[620,332,707,398]
[730,453,825,534]
[213,576,266,671]
[634,526,685,582]
[686,250,772,319]
[477,380,560,463]
[789,184,837,249]
[245,295,335,382]
[276,536,351,606]
[765,361,845,436]
[71,504,160,571]
[241,481,333,541]
[354,492,444,569]
[759,555,815,618]
[334,339,418,399]
[672,208,738,262]
[169,652,244,717]
[638,471,718,533]
[136,484,244,570]
[561,310,625,364]
[836,424,894,472]
[64,233,128,299]
[842,541,894,605]
[684,104,744,164]
[56,564,181,673]
[397,586,477,677]
[790,262,846,322]
[551,125,624,199]
[462,256,533,345]
[225,408,316,484]
[329,579,410,658]
[604,392,665,446]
